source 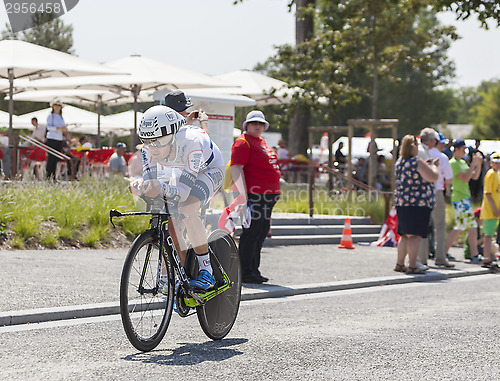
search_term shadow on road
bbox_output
[122,338,248,365]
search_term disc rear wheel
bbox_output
[196,230,241,340]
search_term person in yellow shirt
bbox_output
[480,152,500,269]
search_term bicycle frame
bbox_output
[110,205,233,309]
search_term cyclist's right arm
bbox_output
[129,148,159,197]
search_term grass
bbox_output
[275,184,387,224]
[0,176,143,249]
[1,178,392,249]
[1,175,472,249]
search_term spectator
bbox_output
[109,142,128,176]
[277,139,290,161]
[394,135,439,274]
[354,157,367,184]
[375,154,390,191]
[76,136,93,151]
[479,153,500,269]
[464,208,488,262]
[444,139,483,258]
[230,110,281,284]
[127,144,144,179]
[430,132,455,267]
[415,127,439,270]
[45,99,67,180]
[0,126,10,178]
[335,141,347,173]
[164,90,209,133]
[467,139,485,203]
[30,117,46,143]
[277,139,290,181]
[364,141,382,186]
[442,139,453,159]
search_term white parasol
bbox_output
[0,39,121,149]
[20,55,230,145]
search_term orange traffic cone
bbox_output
[338,217,355,249]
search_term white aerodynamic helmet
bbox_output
[138,105,185,147]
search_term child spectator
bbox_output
[479,153,500,269]
[463,208,487,262]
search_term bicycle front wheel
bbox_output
[120,230,174,352]
[197,229,241,340]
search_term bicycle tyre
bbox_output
[197,229,241,340]
[120,229,174,352]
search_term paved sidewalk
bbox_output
[0,244,492,325]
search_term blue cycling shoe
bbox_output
[189,270,215,290]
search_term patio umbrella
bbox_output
[16,105,100,131]
[9,88,147,146]
[21,55,229,145]
[0,39,121,149]
[209,70,293,105]
[103,110,145,130]
[0,109,15,126]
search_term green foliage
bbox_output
[274,184,387,224]
[118,215,150,237]
[445,86,482,125]
[470,80,500,138]
[433,0,500,28]
[257,1,458,140]
[0,178,142,248]
[40,233,57,248]
[1,12,74,53]
[81,225,109,247]
[12,213,41,241]
[12,237,25,249]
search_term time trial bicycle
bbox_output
[110,196,241,352]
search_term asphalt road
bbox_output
[1,274,499,380]
[0,245,479,312]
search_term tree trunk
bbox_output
[289,108,311,156]
[288,0,315,156]
[371,12,379,120]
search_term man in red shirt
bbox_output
[231,110,281,284]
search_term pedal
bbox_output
[188,290,206,305]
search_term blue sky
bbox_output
[0,1,499,88]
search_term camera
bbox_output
[193,111,199,119]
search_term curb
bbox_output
[0,268,491,327]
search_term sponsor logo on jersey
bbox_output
[187,150,203,172]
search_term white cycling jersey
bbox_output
[142,125,224,203]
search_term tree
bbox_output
[433,0,500,27]
[327,0,457,120]
[1,12,74,54]
[470,80,500,138]
[258,2,457,139]
[288,0,315,156]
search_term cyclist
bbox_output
[129,105,224,290]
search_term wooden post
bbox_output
[308,128,314,217]
[327,131,333,192]
[368,124,375,189]
[391,124,397,191]
[347,124,353,189]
